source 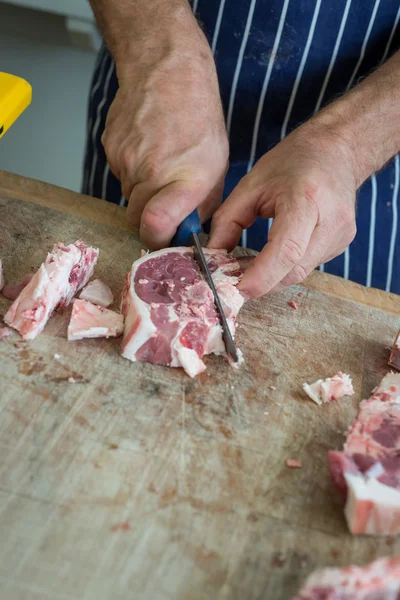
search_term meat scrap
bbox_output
[121,247,244,378]
[303,372,354,406]
[2,273,33,301]
[288,300,298,310]
[0,260,4,292]
[389,329,400,371]
[4,241,98,340]
[292,556,400,599]
[329,372,400,535]
[79,279,113,307]
[68,299,124,341]
[286,459,302,468]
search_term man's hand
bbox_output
[209,50,400,298]
[89,0,228,249]
[208,123,357,298]
[103,51,228,249]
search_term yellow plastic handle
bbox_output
[0,72,32,139]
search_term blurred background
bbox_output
[0,0,98,192]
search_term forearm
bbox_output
[88,0,208,75]
[312,50,400,188]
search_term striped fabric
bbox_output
[82,0,400,293]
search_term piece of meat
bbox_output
[289,300,298,310]
[286,459,302,468]
[303,372,354,406]
[329,372,400,535]
[0,260,4,292]
[4,241,99,340]
[121,247,244,377]
[79,279,113,307]
[2,273,34,301]
[292,556,400,599]
[0,327,12,340]
[389,329,400,371]
[68,299,124,341]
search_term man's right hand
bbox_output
[101,27,228,249]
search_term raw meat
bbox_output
[389,329,400,371]
[68,299,124,341]
[121,247,244,377]
[286,459,302,468]
[0,260,4,292]
[303,372,354,406]
[2,273,33,301]
[79,279,113,307]
[292,556,400,599]
[4,241,98,340]
[329,372,400,535]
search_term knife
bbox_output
[171,209,239,362]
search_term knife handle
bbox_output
[170,208,201,247]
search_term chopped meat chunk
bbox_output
[389,329,400,371]
[329,372,400,535]
[68,299,124,341]
[0,327,12,340]
[2,273,34,301]
[79,279,113,307]
[121,247,244,377]
[303,372,354,406]
[0,260,4,292]
[292,556,400,599]
[288,300,298,310]
[4,241,98,340]
[286,459,302,468]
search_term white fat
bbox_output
[175,346,207,378]
[365,462,385,479]
[68,299,124,341]
[344,473,400,535]
[303,380,324,405]
[79,279,113,307]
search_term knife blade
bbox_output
[171,209,239,362]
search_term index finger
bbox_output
[237,206,318,298]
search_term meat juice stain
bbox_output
[18,361,45,376]
[271,552,286,568]
[110,521,130,532]
[108,443,118,450]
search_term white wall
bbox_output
[0,2,98,193]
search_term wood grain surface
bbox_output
[0,179,400,600]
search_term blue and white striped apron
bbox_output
[82,0,400,293]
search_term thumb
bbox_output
[139,180,207,249]
[207,176,262,251]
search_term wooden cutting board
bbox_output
[1,174,400,600]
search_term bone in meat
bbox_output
[120,247,244,377]
[4,241,98,340]
[68,299,124,340]
[329,372,400,535]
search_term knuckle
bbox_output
[118,144,136,173]
[289,263,309,283]
[336,204,355,228]
[279,238,305,268]
[140,154,165,184]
